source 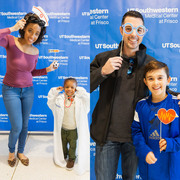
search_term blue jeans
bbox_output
[95,141,138,180]
[2,84,34,153]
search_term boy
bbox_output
[131,60,180,180]
[47,78,90,175]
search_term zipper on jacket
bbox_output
[100,70,120,145]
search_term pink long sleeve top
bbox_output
[0,28,47,88]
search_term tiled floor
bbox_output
[0,133,90,180]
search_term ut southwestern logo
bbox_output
[95,43,118,49]
[38,95,47,99]
[162,43,180,48]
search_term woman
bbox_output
[0,12,58,167]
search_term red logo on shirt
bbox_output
[157,108,178,124]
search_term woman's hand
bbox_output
[9,19,26,32]
[46,60,59,73]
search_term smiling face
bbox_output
[144,68,171,102]
[64,80,77,97]
[120,16,144,56]
[23,23,41,45]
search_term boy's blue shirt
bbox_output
[132,93,180,180]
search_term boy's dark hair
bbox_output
[144,60,169,78]
[121,10,144,25]
[19,13,46,45]
[64,78,77,87]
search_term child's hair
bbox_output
[144,60,169,78]
[64,78,77,87]
[19,13,46,45]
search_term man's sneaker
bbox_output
[66,159,75,170]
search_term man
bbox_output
[90,10,156,180]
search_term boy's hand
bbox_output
[177,94,180,106]
[159,138,167,152]
[56,86,63,91]
[146,151,157,164]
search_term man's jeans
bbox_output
[95,141,138,180]
[2,84,34,153]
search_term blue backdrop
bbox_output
[0,0,180,179]
[0,0,90,131]
[90,0,180,179]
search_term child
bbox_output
[131,60,180,180]
[47,78,90,175]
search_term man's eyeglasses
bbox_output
[127,59,134,75]
[122,23,148,36]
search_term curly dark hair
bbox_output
[19,13,46,45]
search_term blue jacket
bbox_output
[131,93,180,180]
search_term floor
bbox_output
[0,133,90,180]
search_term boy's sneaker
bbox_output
[66,159,75,170]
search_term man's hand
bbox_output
[159,138,167,152]
[101,56,123,76]
[145,151,157,164]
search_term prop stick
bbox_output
[115,34,124,77]
[159,121,162,153]
[48,49,60,68]
[156,108,179,152]
[120,35,123,57]
[160,121,162,140]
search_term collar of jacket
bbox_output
[116,41,147,68]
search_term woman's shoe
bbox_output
[17,153,29,166]
[8,158,16,167]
